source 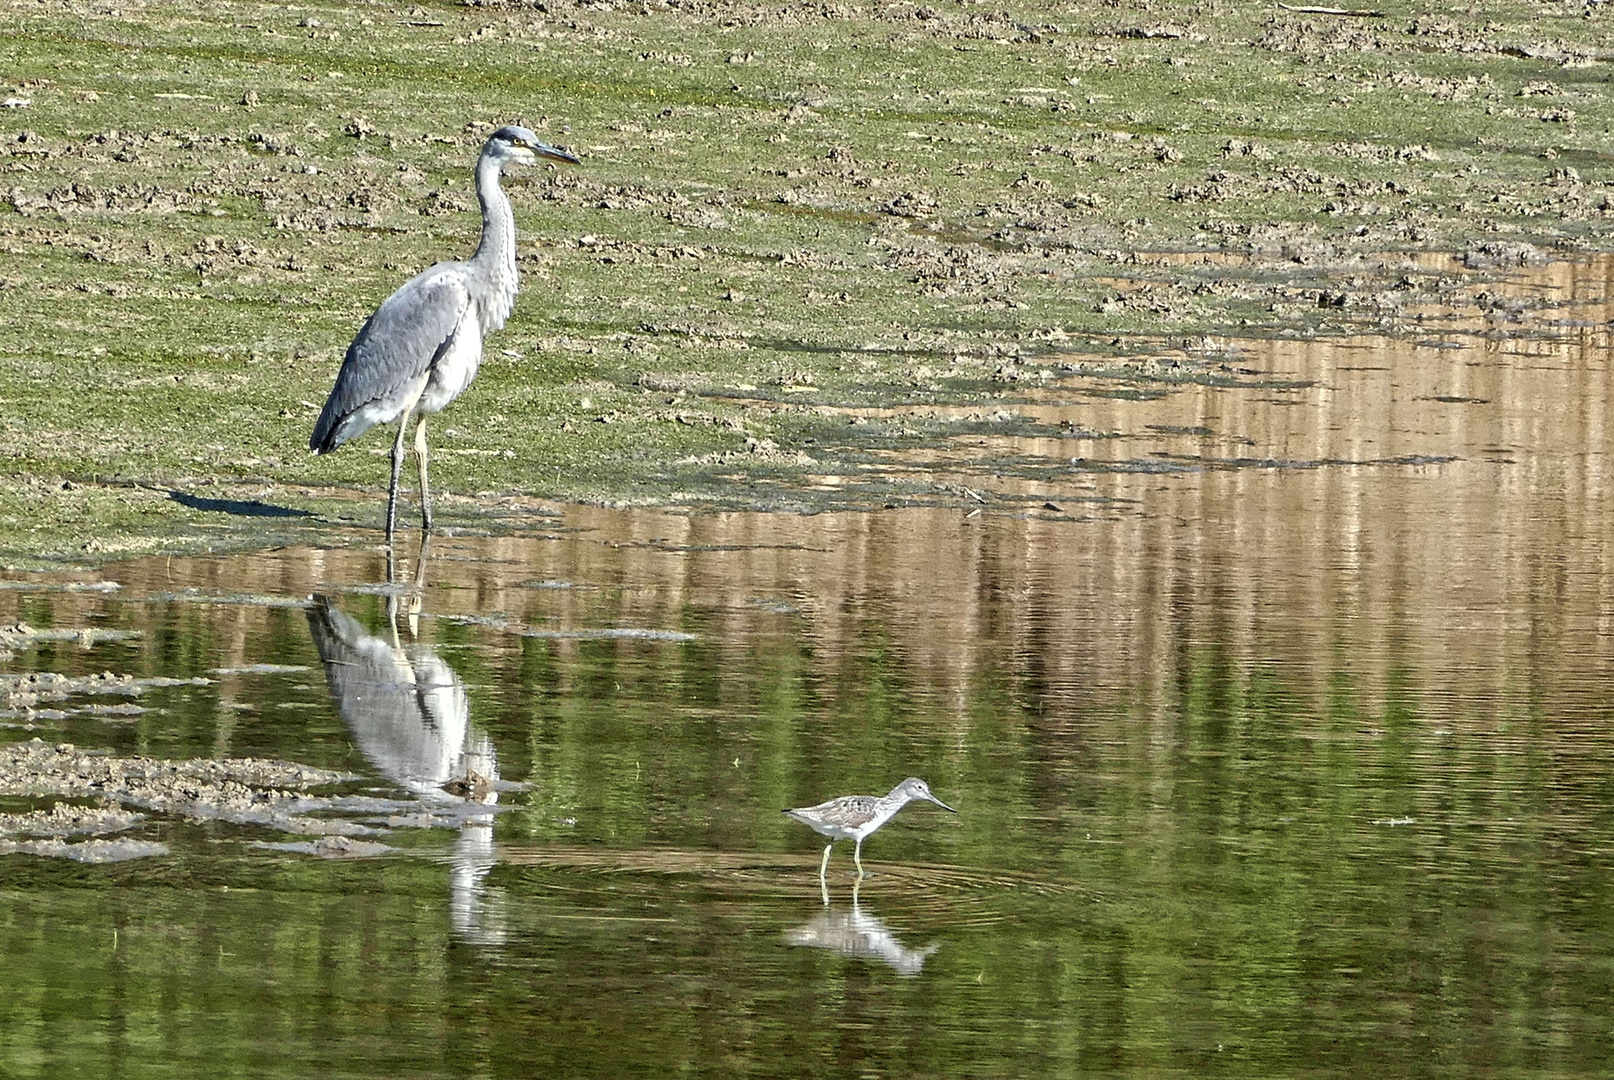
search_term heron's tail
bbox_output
[309,396,349,455]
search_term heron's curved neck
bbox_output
[469,154,520,332]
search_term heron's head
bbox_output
[485,124,580,168]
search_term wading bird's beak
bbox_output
[930,795,957,813]
[526,139,580,165]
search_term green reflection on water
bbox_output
[1,520,1612,1079]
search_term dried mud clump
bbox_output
[1,664,205,717]
[0,738,368,862]
[0,801,160,862]
[0,620,139,661]
[0,737,349,805]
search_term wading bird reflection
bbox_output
[309,125,579,545]
[785,877,940,976]
[305,539,508,945]
[784,777,956,882]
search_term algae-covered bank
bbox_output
[2,0,1613,564]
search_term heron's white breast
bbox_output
[420,309,483,414]
[477,256,520,334]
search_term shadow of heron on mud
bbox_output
[305,535,512,947]
[168,490,314,518]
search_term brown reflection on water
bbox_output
[70,460,1606,749]
[5,258,1610,815]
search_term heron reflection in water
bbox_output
[306,537,507,946]
[785,877,940,976]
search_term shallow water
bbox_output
[3,264,1614,1077]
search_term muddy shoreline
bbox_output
[3,0,1613,568]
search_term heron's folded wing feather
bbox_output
[310,270,472,452]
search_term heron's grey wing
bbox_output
[310,268,472,453]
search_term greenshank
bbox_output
[784,777,956,880]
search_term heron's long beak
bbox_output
[526,140,580,165]
[929,795,957,813]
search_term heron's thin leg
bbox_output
[414,415,433,531]
[853,838,865,877]
[406,533,432,638]
[413,533,433,592]
[387,410,412,546]
[385,600,403,651]
[819,843,833,883]
[382,538,404,648]
[820,874,830,908]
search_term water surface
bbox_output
[2,259,1612,1078]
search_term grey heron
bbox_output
[309,124,579,543]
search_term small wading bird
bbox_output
[309,125,579,544]
[784,777,956,881]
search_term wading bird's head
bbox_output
[486,124,580,168]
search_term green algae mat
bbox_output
[3,0,1613,564]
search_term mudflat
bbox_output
[2,0,1611,564]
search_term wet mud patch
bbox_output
[0,738,345,808]
[1,669,208,722]
[0,797,165,862]
[0,836,172,863]
[0,735,501,861]
[0,800,146,838]
[253,836,397,859]
[0,620,139,661]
